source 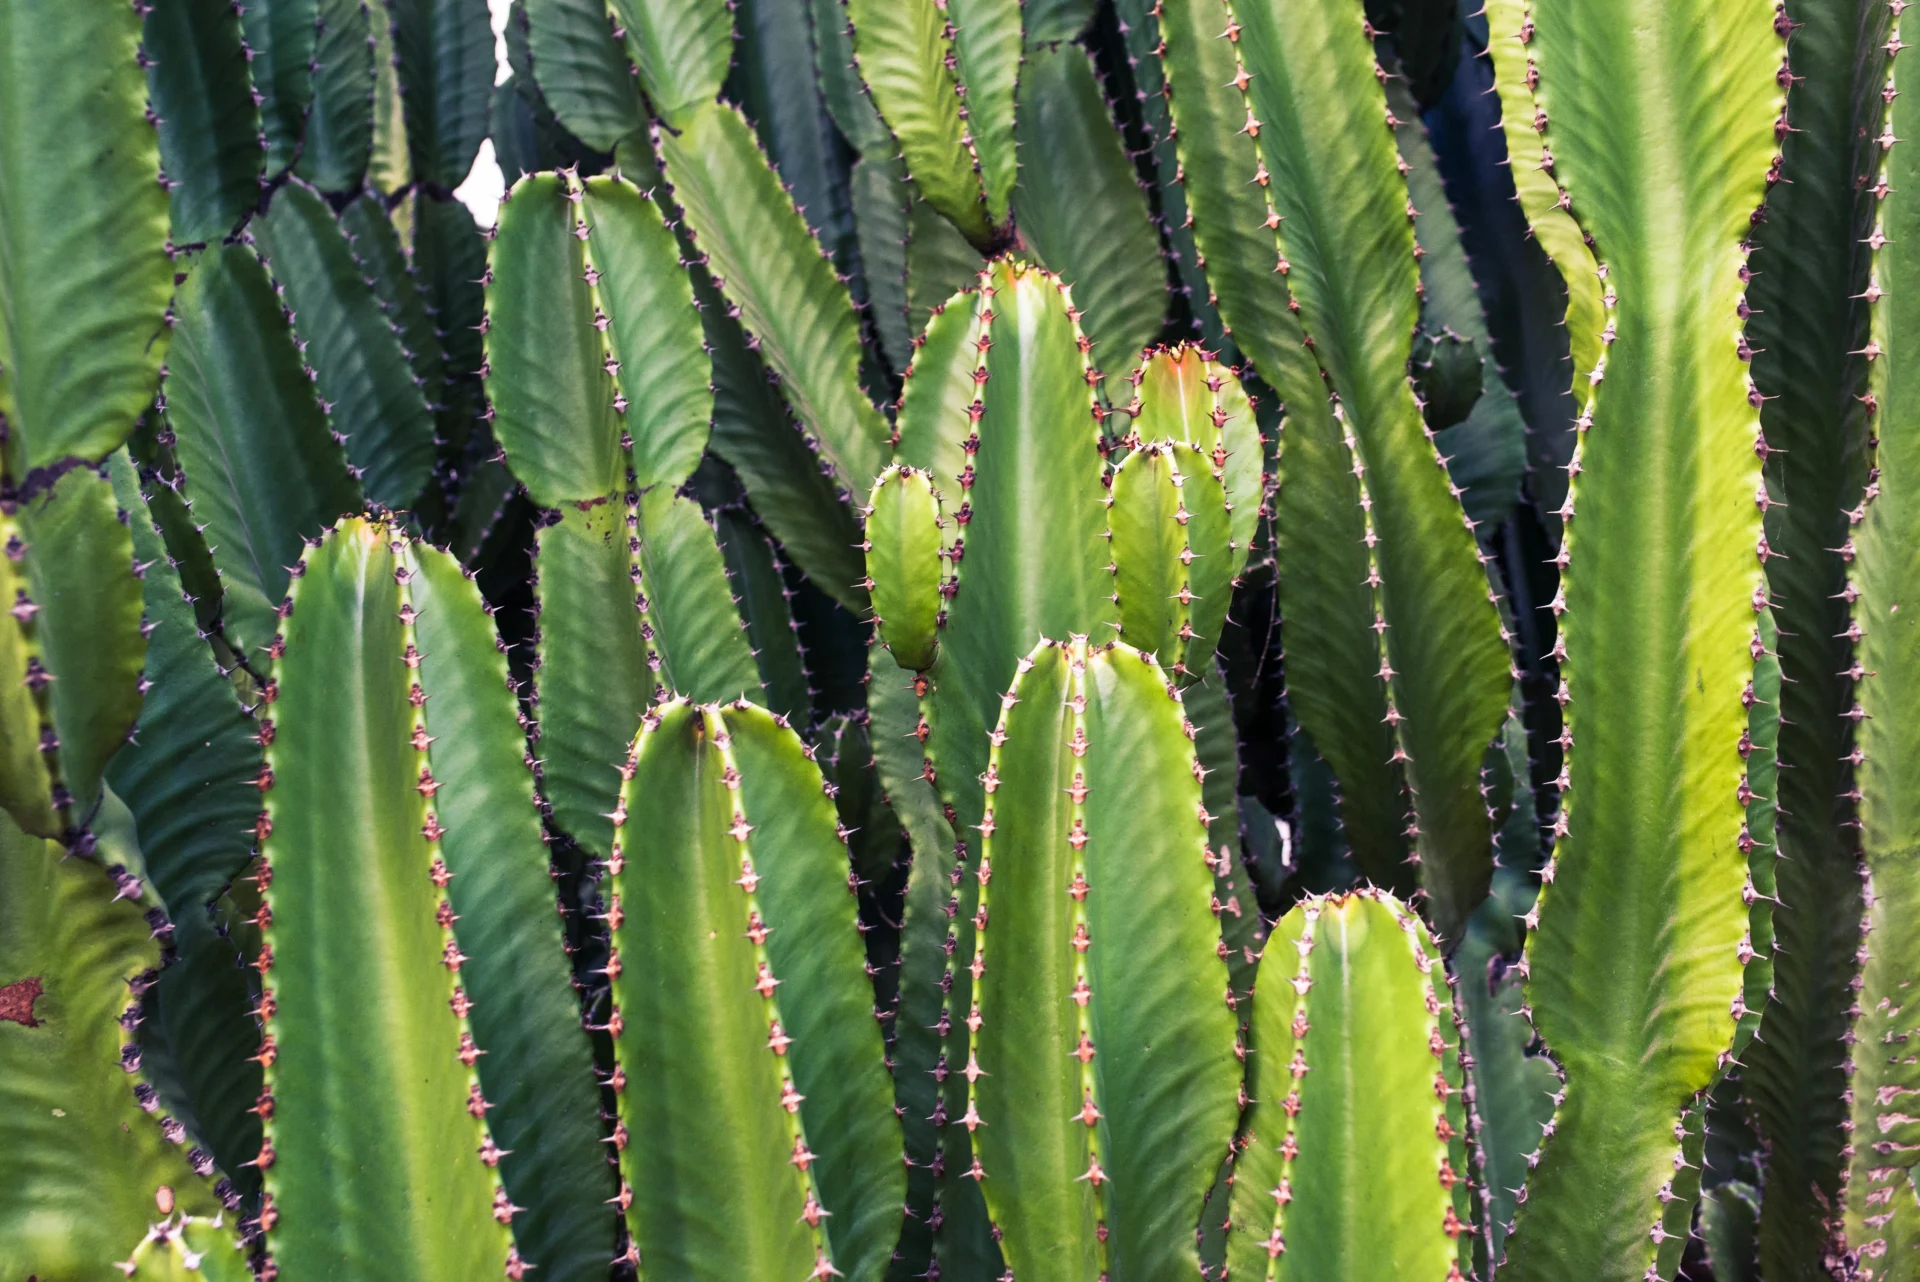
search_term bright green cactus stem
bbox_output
[1110,441,1231,685]
[863,463,943,672]
[965,636,1240,1278]
[0,812,251,1279]
[605,698,904,1281]
[0,465,148,842]
[1226,889,1471,1281]
[254,519,607,1280]
[1122,345,1264,581]
[1482,0,1785,1276]
[1841,8,1920,1268]
[1161,0,1511,941]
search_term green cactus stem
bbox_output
[863,463,943,672]
[1226,889,1472,1281]
[1841,4,1920,1267]
[1109,441,1232,685]
[605,698,904,1281]
[1482,0,1785,1275]
[966,636,1241,1278]
[143,0,264,247]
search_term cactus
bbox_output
[1226,889,1472,1280]
[967,637,1241,1276]
[253,519,606,1279]
[605,698,904,1280]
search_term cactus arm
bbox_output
[722,705,907,1282]
[1109,442,1230,683]
[638,489,764,700]
[581,177,714,492]
[1184,663,1262,1007]
[1846,10,1920,1262]
[714,509,813,724]
[1228,893,1464,1281]
[866,464,944,672]
[255,520,516,1279]
[0,817,242,1278]
[0,0,173,474]
[841,0,992,244]
[1025,0,1093,43]
[484,173,625,507]
[522,0,645,150]
[412,192,491,429]
[658,102,893,502]
[851,154,915,374]
[907,200,988,351]
[605,0,733,129]
[1492,0,1783,1275]
[143,0,264,246]
[295,0,374,193]
[1741,2,1883,1272]
[945,0,1020,224]
[971,639,1240,1278]
[891,290,983,498]
[1012,43,1167,378]
[809,0,892,153]
[386,0,494,189]
[254,178,437,510]
[1129,348,1262,580]
[697,267,872,612]
[606,702,837,1279]
[240,0,320,179]
[163,243,364,662]
[339,193,449,427]
[402,544,615,1282]
[1229,0,1511,940]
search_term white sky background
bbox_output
[451,0,517,227]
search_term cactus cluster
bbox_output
[2,0,1915,1279]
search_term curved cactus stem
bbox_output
[0,464,147,843]
[607,699,902,1281]
[295,0,374,194]
[143,0,263,246]
[162,242,364,662]
[0,0,173,476]
[1186,665,1263,1010]
[340,194,449,426]
[1125,345,1263,582]
[1227,890,1471,1281]
[254,178,438,511]
[1739,2,1884,1273]
[387,0,496,190]
[0,814,248,1278]
[1013,43,1168,378]
[254,520,523,1279]
[714,507,814,725]
[968,637,1240,1278]
[865,463,944,673]
[1486,0,1785,1275]
[841,0,992,244]
[814,711,903,886]
[947,0,1020,225]
[657,102,892,504]
[533,485,760,856]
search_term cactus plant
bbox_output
[15,0,1920,1277]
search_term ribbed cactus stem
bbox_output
[864,463,945,672]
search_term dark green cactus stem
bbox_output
[863,463,943,672]
[967,637,1240,1278]
[296,0,374,194]
[1162,0,1512,940]
[1,812,250,1279]
[240,0,320,179]
[1226,889,1472,1281]
[1483,0,1785,1276]
[606,699,904,1281]
[143,0,264,247]
[255,519,609,1280]
[388,0,500,191]
[1843,5,1920,1265]
[0,466,148,843]
[1739,2,1883,1271]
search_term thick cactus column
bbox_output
[254,519,606,1280]
[605,699,904,1282]
[966,637,1240,1278]
[1482,1,1786,1277]
[1226,890,1472,1281]
[1842,5,1920,1270]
